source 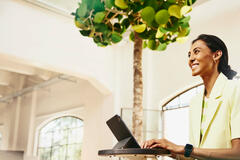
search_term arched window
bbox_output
[38,116,83,160]
[162,83,204,146]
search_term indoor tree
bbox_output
[72,0,196,143]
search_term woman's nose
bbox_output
[189,53,195,61]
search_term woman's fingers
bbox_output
[150,143,163,149]
[142,139,184,155]
[142,139,158,148]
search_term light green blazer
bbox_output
[189,73,240,148]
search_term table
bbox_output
[98,148,171,159]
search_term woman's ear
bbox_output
[213,50,222,62]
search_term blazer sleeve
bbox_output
[230,81,240,139]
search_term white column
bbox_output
[12,76,25,149]
[25,89,37,156]
[143,52,161,141]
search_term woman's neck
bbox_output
[201,71,220,98]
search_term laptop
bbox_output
[98,114,171,157]
[106,114,141,149]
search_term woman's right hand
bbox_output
[141,138,184,155]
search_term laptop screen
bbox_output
[106,114,141,149]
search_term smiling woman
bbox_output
[143,34,240,160]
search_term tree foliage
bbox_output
[72,0,196,50]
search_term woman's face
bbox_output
[188,40,215,77]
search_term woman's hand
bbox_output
[141,138,185,155]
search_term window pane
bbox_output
[39,132,52,147]
[179,88,196,107]
[68,127,83,144]
[52,129,67,146]
[52,146,66,160]
[38,148,51,160]
[164,107,189,145]
[38,116,83,160]
[121,108,162,141]
[165,97,180,109]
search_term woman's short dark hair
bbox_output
[192,34,237,79]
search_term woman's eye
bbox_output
[194,50,199,54]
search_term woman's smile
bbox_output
[188,40,215,77]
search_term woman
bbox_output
[142,34,240,160]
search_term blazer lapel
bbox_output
[200,73,227,145]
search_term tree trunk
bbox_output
[132,32,143,144]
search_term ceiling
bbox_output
[0,55,60,102]
[24,0,212,17]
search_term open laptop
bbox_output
[98,114,170,157]
[106,114,141,149]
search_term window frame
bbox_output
[37,116,84,160]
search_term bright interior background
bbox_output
[0,0,240,160]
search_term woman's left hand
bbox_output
[141,138,184,155]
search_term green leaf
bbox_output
[187,0,197,5]
[93,0,105,12]
[181,6,192,15]
[144,0,159,11]
[179,16,191,23]
[82,0,93,10]
[168,5,182,18]
[155,9,170,25]
[105,0,114,8]
[138,30,149,39]
[162,2,171,10]
[167,0,176,3]
[143,41,147,48]
[148,40,156,50]
[180,22,190,28]
[117,15,123,21]
[148,30,157,39]
[95,23,109,32]
[159,27,168,33]
[156,27,164,38]
[115,0,128,9]
[129,2,144,13]
[141,6,155,26]
[176,36,188,43]
[157,43,167,51]
[80,30,91,37]
[129,31,135,41]
[93,12,106,23]
[166,19,179,32]
[97,42,109,47]
[77,3,88,17]
[178,27,190,37]
[89,29,95,37]
[94,23,110,37]
[132,24,146,33]
[121,18,130,29]
[75,18,88,29]
[111,32,122,43]
[107,12,115,19]
[113,23,122,33]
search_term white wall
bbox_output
[0,78,115,160]
[0,0,115,94]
